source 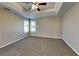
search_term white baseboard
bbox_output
[63,38,79,55]
[0,36,28,49]
[31,35,62,39]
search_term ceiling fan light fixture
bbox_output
[32,4,38,10]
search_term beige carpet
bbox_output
[0,36,77,56]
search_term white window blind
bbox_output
[30,20,36,32]
[24,20,29,33]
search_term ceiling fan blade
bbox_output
[38,2,47,5]
[21,2,31,4]
[37,8,40,11]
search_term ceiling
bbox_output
[18,2,63,18]
[19,2,56,13]
[0,2,76,19]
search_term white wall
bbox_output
[63,3,79,55]
[31,16,62,39]
[0,9,28,48]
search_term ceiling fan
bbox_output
[21,2,47,11]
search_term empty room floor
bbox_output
[0,36,77,56]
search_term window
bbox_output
[30,20,36,32]
[24,20,29,33]
[24,19,36,33]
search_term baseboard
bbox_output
[31,35,62,39]
[0,35,28,49]
[63,38,79,55]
